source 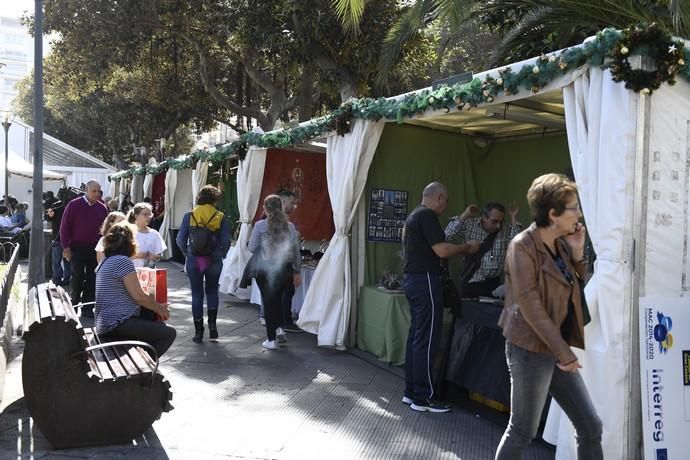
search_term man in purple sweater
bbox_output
[60,180,109,317]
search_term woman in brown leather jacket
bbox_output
[495,174,602,460]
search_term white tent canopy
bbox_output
[1,150,65,181]
[0,150,65,205]
[106,30,689,459]
[292,42,689,459]
[3,119,116,190]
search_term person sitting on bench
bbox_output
[11,202,31,228]
[95,222,176,358]
[0,205,21,236]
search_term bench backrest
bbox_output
[23,282,157,382]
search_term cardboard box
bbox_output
[136,267,168,304]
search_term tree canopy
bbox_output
[14,0,440,166]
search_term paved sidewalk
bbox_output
[0,262,555,459]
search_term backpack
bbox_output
[188,211,218,256]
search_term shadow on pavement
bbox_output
[0,397,169,459]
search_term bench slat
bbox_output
[47,284,65,319]
[82,329,116,381]
[88,330,129,380]
[126,346,155,374]
[84,329,148,380]
[47,284,67,319]
[36,286,54,320]
[24,287,42,338]
[112,346,141,378]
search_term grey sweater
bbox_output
[248,219,301,271]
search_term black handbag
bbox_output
[578,276,592,325]
[440,260,463,316]
[239,253,260,288]
[443,276,463,317]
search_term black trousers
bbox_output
[403,272,443,402]
[103,317,177,359]
[280,266,296,327]
[255,265,291,341]
[70,245,98,308]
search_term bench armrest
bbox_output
[72,340,159,386]
[71,301,96,311]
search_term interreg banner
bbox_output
[639,297,690,460]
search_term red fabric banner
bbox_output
[252,148,334,241]
[151,173,166,216]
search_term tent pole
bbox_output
[629,55,652,460]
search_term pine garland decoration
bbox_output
[110,24,689,181]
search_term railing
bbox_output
[0,241,20,323]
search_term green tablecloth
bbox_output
[357,285,411,365]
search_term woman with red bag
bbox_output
[95,222,176,358]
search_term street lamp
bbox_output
[1,111,13,204]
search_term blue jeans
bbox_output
[403,272,443,402]
[51,240,70,284]
[495,342,603,460]
[186,257,222,320]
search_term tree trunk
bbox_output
[298,66,315,122]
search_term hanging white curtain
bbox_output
[191,160,209,205]
[109,178,119,201]
[297,120,385,347]
[219,147,267,298]
[119,178,131,208]
[106,179,117,198]
[159,168,178,260]
[130,173,144,204]
[142,158,157,199]
[542,67,637,460]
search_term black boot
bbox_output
[208,309,219,339]
[193,319,204,343]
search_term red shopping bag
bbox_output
[136,267,168,304]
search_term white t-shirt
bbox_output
[133,228,167,267]
[95,236,105,252]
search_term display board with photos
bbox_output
[368,188,408,242]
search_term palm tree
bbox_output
[481,0,690,64]
[332,0,690,85]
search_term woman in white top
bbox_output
[128,202,167,268]
[96,211,126,263]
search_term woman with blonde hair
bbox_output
[495,173,602,459]
[248,194,301,350]
[95,211,126,263]
[128,202,167,268]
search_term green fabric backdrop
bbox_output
[364,124,571,285]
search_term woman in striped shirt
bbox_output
[95,222,176,357]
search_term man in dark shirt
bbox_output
[45,194,71,286]
[402,182,480,413]
[60,180,109,316]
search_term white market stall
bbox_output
[109,25,690,459]
[292,29,689,460]
[111,155,206,260]
[0,150,65,205]
[2,119,116,190]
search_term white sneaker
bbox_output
[262,339,278,350]
[276,327,287,344]
[259,317,266,326]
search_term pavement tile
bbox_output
[0,261,555,459]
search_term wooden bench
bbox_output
[21,281,173,449]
